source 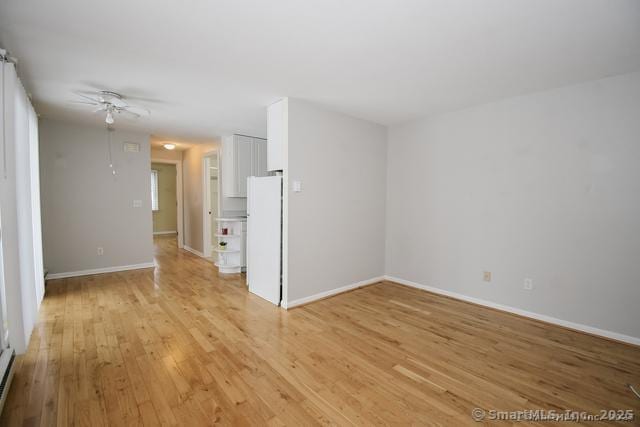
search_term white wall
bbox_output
[386,72,640,340]
[39,119,154,275]
[286,98,387,304]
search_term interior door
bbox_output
[210,175,218,241]
[247,176,282,305]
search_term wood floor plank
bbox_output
[1,235,639,426]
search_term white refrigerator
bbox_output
[247,176,282,305]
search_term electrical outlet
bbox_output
[483,271,492,282]
[524,278,533,290]
[97,247,104,256]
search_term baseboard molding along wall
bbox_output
[153,230,177,235]
[46,262,156,280]
[384,275,640,347]
[183,245,205,258]
[284,276,385,309]
[281,273,639,345]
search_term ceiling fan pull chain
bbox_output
[106,125,117,178]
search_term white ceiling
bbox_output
[1,0,639,141]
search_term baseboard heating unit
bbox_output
[0,348,16,414]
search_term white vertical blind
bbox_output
[14,63,43,352]
[27,94,44,307]
[151,169,159,211]
[0,54,8,351]
[0,57,43,354]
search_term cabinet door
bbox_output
[221,136,236,197]
[267,100,285,171]
[235,135,254,197]
[253,138,267,177]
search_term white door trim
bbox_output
[202,150,218,259]
[151,158,184,249]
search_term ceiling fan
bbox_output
[71,90,150,125]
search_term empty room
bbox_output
[0,0,639,425]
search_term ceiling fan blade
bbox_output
[106,96,127,108]
[124,105,150,116]
[69,100,100,106]
[119,109,141,119]
[73,91,102,103]
[120,94,165,104]
[79,82,165,104]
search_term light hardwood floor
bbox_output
[1,236,639,426]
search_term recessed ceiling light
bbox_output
[164,144,176,150]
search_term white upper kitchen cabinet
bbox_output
[221,134,268,198]
[235,135,253,197]
[252,137,268,178]
[267,98,287,171]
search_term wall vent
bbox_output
[123,142,140,153]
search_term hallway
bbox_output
[2,237,639,425]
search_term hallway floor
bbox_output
[1,236,639,425]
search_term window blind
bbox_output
[151,169,159,211]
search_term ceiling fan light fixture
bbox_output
[164,143,176,150]
[71,90,151,125]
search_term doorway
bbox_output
[150,158,184,248]
[151,162,177,241]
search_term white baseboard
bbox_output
[46,262,156,280]
[183,245,205,258]
[384,275,640,347]
[284,276,385,309]
[153,230,177,235]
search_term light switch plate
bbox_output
[133,200,142,208]
[292,180,302,193]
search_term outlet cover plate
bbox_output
[524,278,533,290]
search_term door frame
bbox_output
[150,158,184,249]
[202,150,219,259]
